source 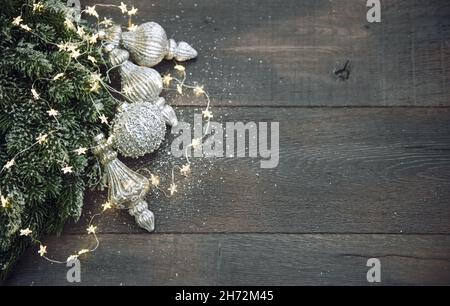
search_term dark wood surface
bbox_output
[4,0,450,285]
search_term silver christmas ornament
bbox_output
[108,48,163,102]
[121,22,198,67]
[108,47,129,66]
[98,24,122,47]
[121,61,163,102]
[111,102,166,158]
[93,133,155,232]
[156,97,178,127]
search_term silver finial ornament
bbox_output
[120,60,163,102]
[98,24,122,47]
[122,22,197,67]
[93,133,155,232]
[107,48,163,103]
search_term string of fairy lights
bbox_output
[0,1,213,264]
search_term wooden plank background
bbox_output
[4,0,450,285]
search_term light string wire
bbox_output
[1,1,213,263]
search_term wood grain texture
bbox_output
[86,0,450,106]
[57,107,450,234]
[4,234,450,285]
[5,0,450,285]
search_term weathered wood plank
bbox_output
[60,107,450,234]
[87,0,450,106]
[5,234,450,285]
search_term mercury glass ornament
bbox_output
[107,48,163,102]
[122,22,198,67]
[155,97,178,127]
[93,133,155,232]
[98,24,122,47]
[121,61,163,102]
[112,102,166,158]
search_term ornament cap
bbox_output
[166,39,198,62]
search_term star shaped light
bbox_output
[99,114,108,124]
[128,6,138,16]
[100,17,113,27]
[174,64,185,72]
[74,147,88,155]
[150,174,160,187]
[128,23,138,32]
[89,33,99,44]
[180,164,191,177]
[76,26,85,38]
[87,225,97,235]
[20,24,32,32]
[20,228,32,236]
[1,195,10,208]
[47,108,59,117]
[33,2,44,12]
[12,16,23,26]
[61,165,73,174]
[168,183,177,196]
[88,55,97,64]
[176,84,183,95]
[36,133,48,144]
[119,2,128,13]
[31,88,40,100]
[64,18,76,31]
[38,245,47,257]
[202,109,213,119]
[194,85,205,96]
[53,73,64,81]
[90,81,100,92]
[70,49,81,59]
[4,159,15,169]
[162,74,173,87]
[102,201,113,211]
[85,5,99,18]
[191,138,201,149]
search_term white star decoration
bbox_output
[102,202,113,211]
[12,16,23,26]
[1,195,10,208]
[191,138,201,149]
[47,108,59,117]
[20,228,32,236]
[168,183,177,196]
[87,225,97,235]
[162,74,173,87]
[38,245,47,257]
[119,2,128,13]
[36,133,48,144]
[61,166,73,174]
[4,159,15,169]
[194,86,205,96]
[128,6,138,16]
[85,6,99,18]
[74,147,88,155]
[99,114,108,124]
[150,174,160,187]
[202,109,213,119]
[180,164,191,177]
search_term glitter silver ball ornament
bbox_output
[112,102,166,158]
